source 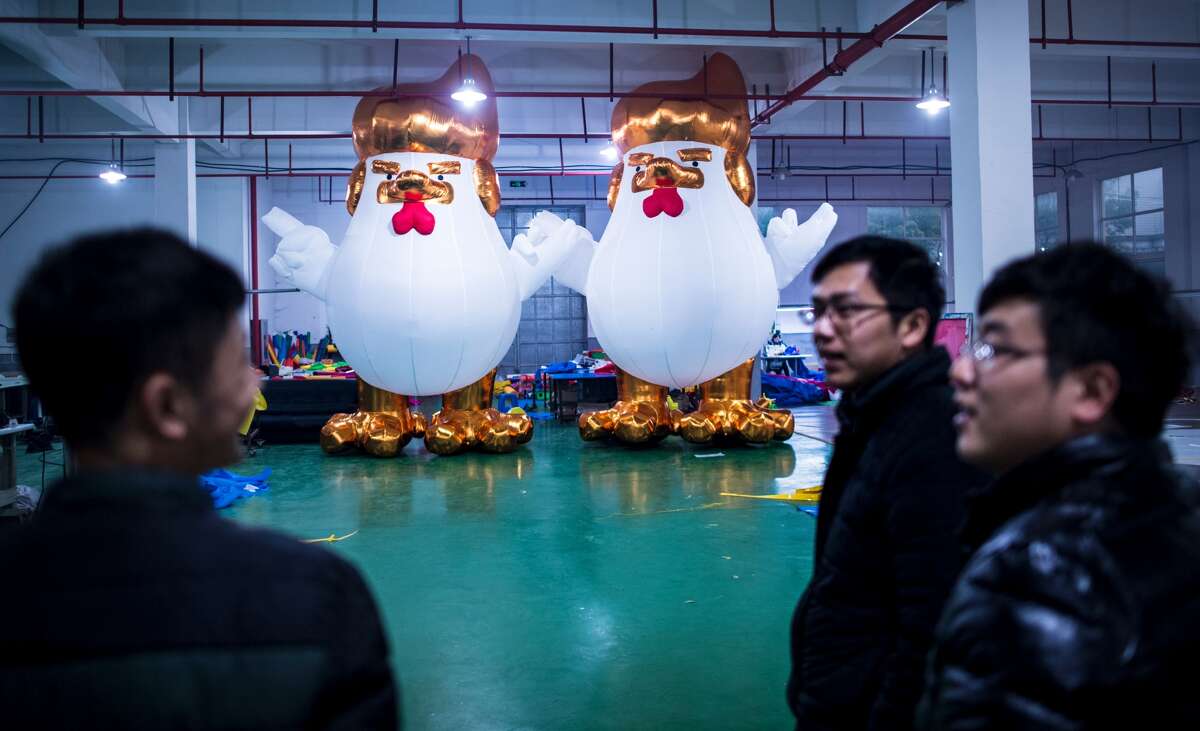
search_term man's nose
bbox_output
[811,312,836,341]
[949,352,976,389]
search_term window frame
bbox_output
[1097,167,1164,267]
[1034,191,1060,253]
[865,205,947,269]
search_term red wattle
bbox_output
[643,186,684,218]
[391,200,436,235]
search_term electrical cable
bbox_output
[0,159,70,241]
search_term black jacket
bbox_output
[789,348,987,730]
[918,434,1200,730]
[0,470,398,730]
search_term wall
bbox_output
[2,131,1199,379]
[0,161,253,361]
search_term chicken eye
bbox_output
[635,166,643,173]
[437,175,444,181]
[386,173,393,180]
[691,161,699,167]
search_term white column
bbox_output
[948,0,1035,313]
[153,136,197,243]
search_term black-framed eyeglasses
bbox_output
[961,340,1045,373]
[803,302,910,327]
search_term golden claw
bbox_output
[578,400,678,445]
[426,408,531,455]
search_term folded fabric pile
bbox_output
[762,373,829,407]
[200,468,271,509]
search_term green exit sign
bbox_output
[509,180,527,188]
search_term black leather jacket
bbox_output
[918,434,1200,729]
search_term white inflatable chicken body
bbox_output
[262,56,576,456]
[542,53,838,445]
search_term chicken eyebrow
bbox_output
[677,148,712,162]
[428,161,461,175]
[371,160,401,174]
[627,152,653,165]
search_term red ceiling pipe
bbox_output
[754,0,944,127]
[0,132,1185,144]
[0,14,936,41]
[7,88,1198,109]
[3,10,1199,48]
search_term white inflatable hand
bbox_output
[765,202,838,289]
[511,212,582,300]
[526,210,568,246]
[262,207,336,301]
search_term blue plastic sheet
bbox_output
[200,468,271,509]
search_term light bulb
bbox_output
[916,86,950,114]
[99,164,127,184]
[451,78,487,106]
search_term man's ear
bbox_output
[898,308,932,351]
[1067,362,1121,429]
[138,372,191,441]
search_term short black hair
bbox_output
[810,235,946,348]
[14,228,246,447]
[979,243,1193,437]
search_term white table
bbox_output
[0,422,34,492]
[760,353,815,375]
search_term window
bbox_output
[867,206,945,267]
[1101,168,1164,274]
[1035,192,1059,252]
[494,205,589,375]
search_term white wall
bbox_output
[1,164,253,357]
[2,132,1199,377]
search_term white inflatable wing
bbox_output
[509,211,595,299]
[262,206,337,302]
[763,202,838,290]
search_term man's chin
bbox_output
[823,368,856,392]
[956,433,1000,472]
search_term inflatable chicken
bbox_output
[541,53,838,445]
[263,56,579,456]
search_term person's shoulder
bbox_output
[960,504,1125,608]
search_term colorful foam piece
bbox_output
[303,529,359,544]
[238,389,268,436]
[720,485,822,504]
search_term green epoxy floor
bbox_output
[14,416,832,730]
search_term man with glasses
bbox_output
[918,243,1200,728]
[789,236,987,730]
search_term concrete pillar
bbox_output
[948,0,1036,313]
[153,137,197,244]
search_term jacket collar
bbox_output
[38,468,213,519]
[961,432,1173,549]
[835,347,952,437]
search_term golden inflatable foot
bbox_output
[677,361,795,445]
[578,368,679,445]
[424,369,532,456]
[427,408,532,455]
[319,382,424,457]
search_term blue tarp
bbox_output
[200,468,271,509]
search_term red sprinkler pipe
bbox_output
[3,9,1198,48]
[753,0,944,127]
